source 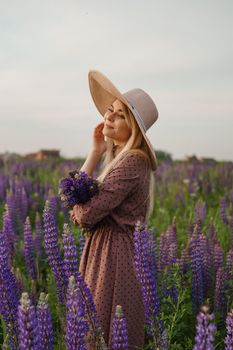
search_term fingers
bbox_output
[95,122,104,130]
[70,209,77,224]
[94,122,105,136]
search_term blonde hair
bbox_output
[97,100,156,222]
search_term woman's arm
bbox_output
[71,152,149,229]
[80,122,107,176]
[79,149,102,176]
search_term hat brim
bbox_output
[88,69,158,171]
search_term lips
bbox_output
[105,123,114,129]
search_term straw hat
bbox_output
[88,69,159,170]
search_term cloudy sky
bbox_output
[1,0,232,160]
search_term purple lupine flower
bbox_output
[0,281,19,349]
[226,248,233,280]
[62,223,79,280]
[18,292,38,349]
[158,232,167,272]
[133,220,163,346]
[59,170,100,209]
[37,293,54,350]
[220,196,229,225]
[23,217,37,280]
[193,216,202,236]
[6,188,18,237]
[0,229,19,308]
[21,187,28,223]
[111,305,128,350]
[193,305,216,350]
[208,218,217,243]
[147,226,159,284]
[72,271,103,347]
[189,227,204,311]
[231,209,233,247]
[133,221,160,322]
[214,267,227,314]
[34,212,43,258]
[3,203,15,262]
[65,276,89,350]
[231,189,233,205]
[174,188,185,209]
[13,177,21,207]
[160,219,178,304]
[179,245,190,274]
[14,179,24,232]
[0,174,8,201]
[207,219,217,272]
[165,218,177,266]
[213,243,224,275]
[15,267,24,298]
[199,233,212,299]
[43,200,67,303]
[194,201,206,224]
[188,222,195,240]
[47,188,58,217]
[23,177,31,196]
[225,309,233,350]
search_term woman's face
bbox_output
[102,99,132,145]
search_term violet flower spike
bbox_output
[0,228,19,306]
[43,200,67,303]
[0,281,19,350]
[62,223,79,281]
[111,305,129,350]
[76,272,103,345]
[23,216,37,280]
[3,204,15,262]
[220,196,229,225]
[225,309,233,350]
[214,267,227,314]
[34,212,43,258]
[37,293,54,350]
[193,305,216,350]
[65,276,89,350]
[133,220,163,344]
[18,292,38,350]
[189,226,204,311]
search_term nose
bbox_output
[105,111,116,121]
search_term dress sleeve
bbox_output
[71,152,149,229]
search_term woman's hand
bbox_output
[79,122,106,176]
[70,208,78,224]
[91,122,107,155]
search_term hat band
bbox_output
[124,98,147,133]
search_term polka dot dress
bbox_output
[72,151,151,349]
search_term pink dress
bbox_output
[72,150,151,349]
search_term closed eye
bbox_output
[107,108,125,118]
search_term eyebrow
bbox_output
[110,104,124,112]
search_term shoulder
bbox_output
[118,149,150,169]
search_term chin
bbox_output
[103,129,113,136]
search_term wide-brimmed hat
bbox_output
[88,69,159,171]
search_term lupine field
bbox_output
[0,155,233,350]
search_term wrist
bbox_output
[90,148,103,158]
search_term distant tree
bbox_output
[154,149,173,162]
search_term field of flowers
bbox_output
[0,155,232,349]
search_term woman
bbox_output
[71,70,159,349]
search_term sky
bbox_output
[0,0,233,161]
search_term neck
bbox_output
[113,143,124,156]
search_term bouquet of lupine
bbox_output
[58,170,100,209]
